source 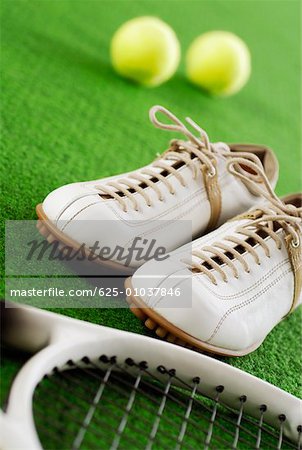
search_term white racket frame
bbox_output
[0,304,301,449]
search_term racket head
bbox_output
[1,304,301,449]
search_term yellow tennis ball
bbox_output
[186,31,251,96]
[110,16,180,87]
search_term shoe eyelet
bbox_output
[291,240,300,248]
[208,169,216,178]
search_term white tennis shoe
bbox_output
[127,160,301,356]
[37,106,278,271]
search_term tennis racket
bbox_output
[0,302,301,450]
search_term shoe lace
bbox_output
[95,106,262,212]
[184,158,302,286]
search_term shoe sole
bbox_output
[36,203,134,275]
[125,277,264,357]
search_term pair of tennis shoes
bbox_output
[37,106,302,357]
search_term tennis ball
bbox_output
[186,31,251,96]
[110,16,180,87]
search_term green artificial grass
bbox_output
[0,0,301,445]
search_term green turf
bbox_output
[1,0,301,437]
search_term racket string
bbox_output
[232,395,247,449]
[204,385,224,449]
[107,360,263,449]
[61,361,203,449]
[40,360,298,450]
[36,369,146,450]
[116,360,268,448]
[38,361,233,449]
[39,363,179,450]
[145,369,174,450]
[32,355,298,450]
[255,405,266,449]
[172,368,295,449]
[277,415,286,450]
[110,364,144,450]
[72,363,114,450]
[175,377,200,450]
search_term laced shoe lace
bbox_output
[184,159,302,301]
[95,106,263,215]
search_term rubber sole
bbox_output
[36,203,134,274]
[125,277,264,357]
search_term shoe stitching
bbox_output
[122,198,207,249]
[106,170,229,226]
[149,259,288,311]
[108,185,207,225]
[55,157,212,223]
[55,172,139,223]
[55,192,100,223]
[60,201,101,232]
[59,187,208,248]
[121,179,242,248]
[55,164,227,228]
[149,268,190,309]
[194,259,289,300]
[206,268,292,343]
